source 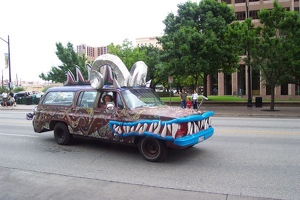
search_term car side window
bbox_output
[116,94,124,109]
[99,92,124,109]
[43,92,74,106]
[99,92,113,108]
[77,91,97,108]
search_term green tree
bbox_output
[138,45,166,89]
[108,39,144,71]
[251,2,300,110]
[227,18,256,106]
[108,40,169,89]
[158,0,239,96]
[39,42,88,83]
[13,86,25,93]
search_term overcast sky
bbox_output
[0,0,196,83]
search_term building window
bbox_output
[237,65,246,96]
[296,85,300,95]
[281,84,288,95]
[236,11,246,20]
[252,69,260,95]
[224,74,232,95]
[235,0,244,3]
[221,0,231,4]
[249,10,259,19]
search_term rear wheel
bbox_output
[54,123,73,145]
[138,137,168,162]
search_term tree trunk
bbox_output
[203,73,208,97]
[270,85,275,111]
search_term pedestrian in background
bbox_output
[180,88,187,109]
[9,91,16,107]
[2,90,8,107]
[186,98,192,109]
[192,90,199,109]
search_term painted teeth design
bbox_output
[153,121,161,134]
[143,123,148,132]
[148,123,154,132]
[138,126,143,134]
[208,117,212,125]
[130,126,135,132]
[136,123,142,131]
[111,118,211,139]
[171,123,178,138]
[187,122,191,135]
[161,124,167,138]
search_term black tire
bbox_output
[54,122,73,145]
[138,137,168,162]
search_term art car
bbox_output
[26,54,215,162]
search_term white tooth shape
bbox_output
[113,124,116,129]
[208,117,212,125]
[153,124,161,134]
[202,120,205,129]
[135,123,142,132]
[167,124,171,133]
[193,122,198,133]
[126,126,130,133]
[161,124,167,137]
[130,126,135,132]
[171,124,178,138]
[153,122,157,129]
[143,123,148,132]
[148,123,154,132]
[192,122,197,133]
[204,120,208,130]
[198,120,201,128]
[138,126,144,134]
[190,123,193,135]
[187,122,191,135]
[118,127,123,134]
[195,122,199,133]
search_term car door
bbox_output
[90,90,126,141]
[68,90,97,136]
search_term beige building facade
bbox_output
[136,37,162,48]
[206,0,300,99]
[77,44,108,61]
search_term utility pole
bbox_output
[0,35,12,90]
[246,0,253,107]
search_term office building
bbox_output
[207,0,300,99]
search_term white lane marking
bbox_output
[0,133,38,138]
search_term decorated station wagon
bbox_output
[27,54,214,162]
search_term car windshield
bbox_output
[121,88,164,109]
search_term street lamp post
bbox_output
[245,0,253,107]
[0,35,12,89]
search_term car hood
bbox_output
[132,105,214,120]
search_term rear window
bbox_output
[42,91,75,106]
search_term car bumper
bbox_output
[172,126,214,147]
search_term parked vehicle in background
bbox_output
[14,91,30,101]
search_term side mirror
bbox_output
[106,102,115,113]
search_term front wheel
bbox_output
[54,122,73,145]
[138,137,168,162]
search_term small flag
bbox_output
[4,53,8,69]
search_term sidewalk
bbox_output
[201,105,300,118]
[1,104,300,118]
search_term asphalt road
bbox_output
[0,111,299,200]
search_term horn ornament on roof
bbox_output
[90,54,150,89]
[64,54,150,89]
